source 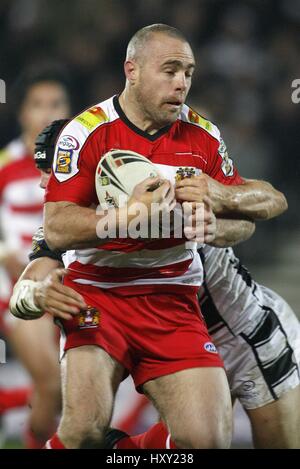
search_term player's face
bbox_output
[20,82,70,138]
[134,35,195,127]
[39,168,51,189]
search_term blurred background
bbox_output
[0,0,299,448]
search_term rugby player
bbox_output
[32,25,293,448]
[0,67,70,447]
[13,117,299,448]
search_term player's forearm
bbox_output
[209,218,255,248]
[44,202,128,250]
[45,203,106,250]
[19,257,62,282]
[213,180,288,220]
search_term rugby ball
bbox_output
[95,149,161,208]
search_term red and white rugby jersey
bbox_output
[0,138,44,307]
[46,95,244,294]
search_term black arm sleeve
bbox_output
[29,227,64,263]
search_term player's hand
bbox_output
[126,177,176,233]
[184,196,216,243]
[175,174,225,213]
[33,268,87,321]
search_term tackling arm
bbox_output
[175,175,288,221]
[210,218,255,248]
[9,257,86,321]
[210,178,288,220]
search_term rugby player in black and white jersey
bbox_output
[10,120,300,448]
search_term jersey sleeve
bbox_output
[29,227,64,262]
[206,128,244,186]
[45,119,101,206]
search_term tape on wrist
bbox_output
[9,279,44,320]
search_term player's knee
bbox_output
[77,422,107,448]
[173,432,231,449]
[60,414,107,448]
[172,419,232,449]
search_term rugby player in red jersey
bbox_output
[12,106,300,448]
[41,24,292,449]
[18,25,294,449]
[0,67,70,447]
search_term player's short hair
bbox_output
[126,24,189,62]
[12,62,72,109]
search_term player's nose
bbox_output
[175,71,187,92]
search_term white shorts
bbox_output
[213,288,300,409]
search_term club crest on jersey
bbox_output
[75,106,108,131]
[204,342,218,354]
[55,149,73,174]
[175,167,200,181]
[78,306,100,329]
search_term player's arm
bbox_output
[176,123,287,221]
[176,174,287,221]
[45,177,175,250]
[9,230,87,321]
[204,175,287,220]
[9,258,87,321]
[209,217,255,248]
[44,201,109,250]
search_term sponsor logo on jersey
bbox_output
[204,342,218,353]
[75,106,108,131]
[218,138,234,177]
[78,306,100,329]
[188,109,212,132]
[55,149,73,174]
[58,135,80,151]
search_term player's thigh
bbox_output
[246,384,300,448]
[143,367,232,448]
[7,315,60,383]
[60,345,124,430]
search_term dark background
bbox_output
[0,0,299,277]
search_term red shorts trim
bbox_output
[59,278,223,391]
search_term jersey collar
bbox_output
[113,95,173,142]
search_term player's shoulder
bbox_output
[179,104,221,143]
[53,96,119,179]
[58,96,118,147]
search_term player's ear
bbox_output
[124,59,139,84]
